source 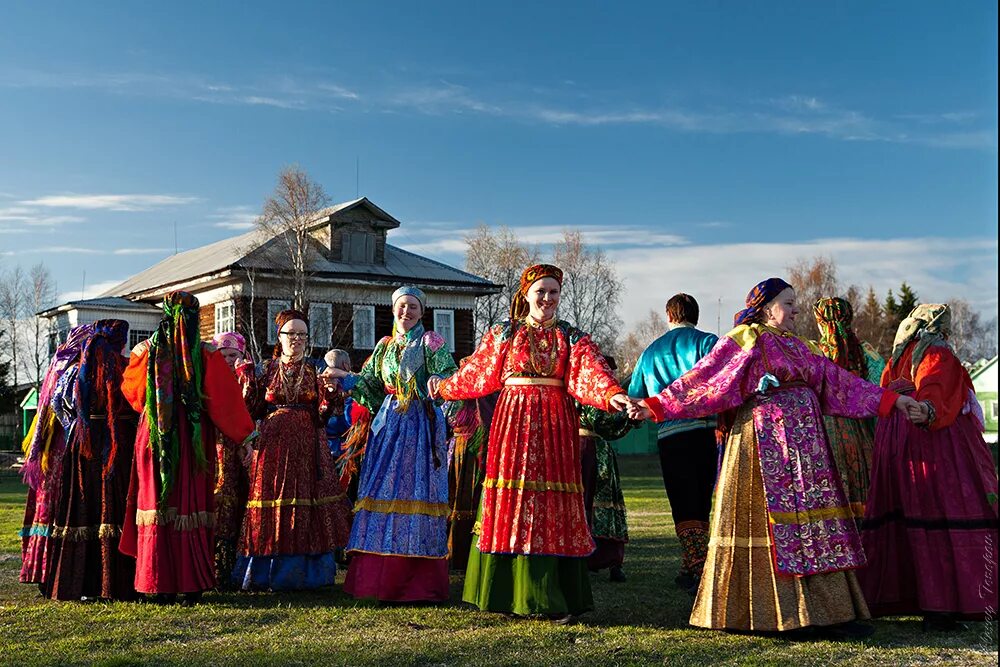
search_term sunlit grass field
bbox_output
[0,456,995,666]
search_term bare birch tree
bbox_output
[786,255,839,342]
[23,263,56,388]
[255,165,331,310]
[615,309,668,381]
[0,265,27,391]
[464,223,539,341]
[947,298,998,364]
[552,230,623,351]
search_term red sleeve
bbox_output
[121,343,150,413]
[202,346,256,443]
[439,325,508,401]
[877,390,899,418]
[914,346,969,430]
[566,333,624,410]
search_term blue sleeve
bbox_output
[341,374,360,392]
[627,352,649,398]
[700,333,719,359]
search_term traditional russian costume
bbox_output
[119,292,256,598]
[341,314,458,602]
[439,310,623,616]
[859,304,999,620]
[642,316,899,632]
[42,320,137,601]
[235,354,353,590]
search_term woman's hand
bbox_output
[427,376,442,399]
[608,393,631,413]
[241,442,254,467]
[325,367,350,379]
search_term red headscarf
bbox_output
[273,308,308,359]
[510,264,564,320]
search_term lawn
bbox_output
[0,456,995,666]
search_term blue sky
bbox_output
[0,1,996,331]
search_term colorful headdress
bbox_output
[74,319,129,477]
[272,308,308,359]
[212,331,246,356]
[510,264,564,320]
[392,285,426,310]
[734,278,793,327]
[146,291,206,507]
[814,297,867,378]
[891,303,951,375]
[20,323,96,489]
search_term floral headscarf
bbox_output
[510,264,564,320]
[891,303,951,375]
[814,297,868,378]
[74,319,130,477]
[146,291,206,507]
[734,278,792,327]
[211,331,246,357]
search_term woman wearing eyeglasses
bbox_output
[233,309,353,591]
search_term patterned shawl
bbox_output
[20,324,95,489]
[390,319,427,412]
[74,319,129,478]
[510,264,564,320]
[146,291,207,506]
[211,331,246,356]
[814,297,868,378]
[734,278,792,326]
[891,303,952,376]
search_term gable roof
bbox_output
[101,197,498,299]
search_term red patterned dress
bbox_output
[119,342,255,595]
[234,358,353,590]
[438,317,623,616]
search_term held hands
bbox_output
[895,395,929,425]
[240,442,253,467]
[606,393,654,421]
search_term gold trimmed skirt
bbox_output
[689,402,870,631]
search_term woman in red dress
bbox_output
[234,309,352,590]
[118,291,256,605]
[432,264,629,621]
[859,303,999,631]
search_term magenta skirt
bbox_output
[343,553,449,602]
[859,410,999,618]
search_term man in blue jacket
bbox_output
[627,293,719,593]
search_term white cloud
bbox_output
[0,206,85,226]
[611,236,998,333]
[208,205,258,230]
[112,248,172,255]
[57,279,127,304]
[20,194,199,211]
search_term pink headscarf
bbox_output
[212,331,246,357]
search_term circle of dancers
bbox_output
[17,265,999,638]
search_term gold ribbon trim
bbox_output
[246,495,345,509]
[49,523,122,541]
[354,497,451,518]
[135,508,215,530]
[504,377,565,388]
[710,535,773,548]
[768,505,856,525]
[484,477,583,493]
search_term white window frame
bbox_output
[129,329,154,350]
[214,301,235,335]
[433,309,455,353]
[267,299,292,345]
[309,302,333,350]
[352,305,375,350]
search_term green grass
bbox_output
[0,456,995,666]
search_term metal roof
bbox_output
[100,198,498,298]
[39,296,162,318]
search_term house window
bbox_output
[129,329,154,349]
[267,299,292,344]
[353,305,375,349]
[309,303,333,350]
[991,400,998,422]
[214,301,235,335]
[48,327,68,355]
[341,231,375,264]
[433,309,455,353]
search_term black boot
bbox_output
[609,566,627,583]
[815,621,876,641]
[180,592,203,607]
[922,613,968,633]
